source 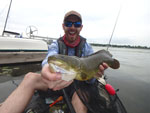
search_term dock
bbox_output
[0,52,47,65]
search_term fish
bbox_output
[48,49,120,81]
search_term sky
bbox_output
[0,0,149,47]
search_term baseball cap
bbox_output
[64,10,82,23]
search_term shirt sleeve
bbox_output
[42,41,59,67]
[82,42,94,57]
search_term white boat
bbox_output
[0,36,48,65]
[0,0,50,65]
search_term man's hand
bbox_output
[24,72,48,91]
[96,63,109,77]
[41,64,73,91]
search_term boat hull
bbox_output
[0,36,48,65]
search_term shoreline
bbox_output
[90,43,150,49]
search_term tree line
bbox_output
[90,43,150,49]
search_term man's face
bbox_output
[62,15,83,43]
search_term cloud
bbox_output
[0,0,149,47]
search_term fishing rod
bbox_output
[62,89,76,113]
[107,6,122,51]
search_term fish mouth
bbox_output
[49,62,77,81]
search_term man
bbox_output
[0,72,48,113]
[40,10,108,113]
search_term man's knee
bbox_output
[72,92,87,113]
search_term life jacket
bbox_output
[57,36,86,57]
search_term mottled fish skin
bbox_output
[48,49,120,81]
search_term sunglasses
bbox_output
[64,21,82,28]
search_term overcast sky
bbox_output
[0,0,149,47]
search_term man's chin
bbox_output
[68,36,76,41]
[68,39,75,43]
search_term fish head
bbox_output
[48,55,80,81]
[48,55,69,72]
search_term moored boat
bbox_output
[0,36,48,65]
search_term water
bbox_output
[93,46,150,113]
[0,63,42,81]
[0,47,150,113]
[0,63,42,102]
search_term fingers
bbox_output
[42,77,73,91]
[99,65,104,74]
[41,64,61,81]
[36,78,48,91]
[42,78,62,89]
[102,62,109,69]
[96,62,109,77]
[41,64,73,91]
[99,62,109,71]
[23,72,48,91]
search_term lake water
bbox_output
[92,46,150,113]
[0,47,150,113]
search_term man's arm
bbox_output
[0,73,48,113]
[42,41,59,66]
[82,42,94,56]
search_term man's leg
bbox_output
[72,92,87,113]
